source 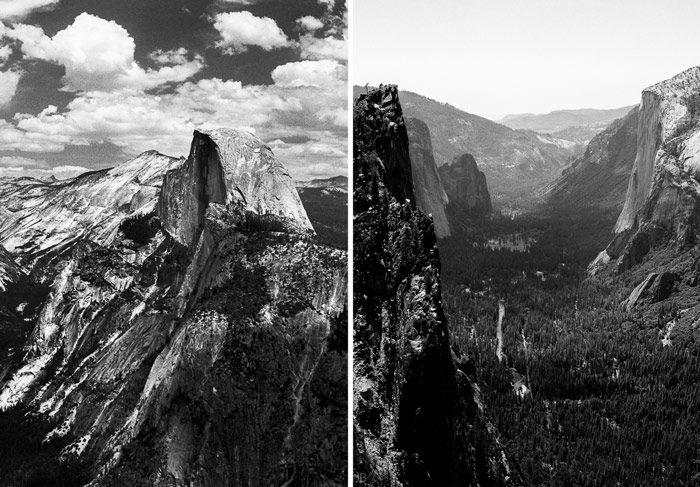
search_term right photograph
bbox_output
[352,1,700,486]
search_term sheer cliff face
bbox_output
[158,128,313,247]
[405,117,451,238]
[0,129,347,486]
[546,106,638,211]
[354,85,523,486]
[592,67,700,273]
[439,153,493,221]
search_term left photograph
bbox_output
[0,1,348,486]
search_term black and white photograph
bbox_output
[0,0,348,485]
[353,1,700,486]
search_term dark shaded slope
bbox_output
[546,106,638,212]
[353,84,523,486]
[354,86,578,203]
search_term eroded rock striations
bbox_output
[354,85,523,486]
[405,117,451,238]
[0,129,346,486]
[439,153,493,227]
[591,67,700,274]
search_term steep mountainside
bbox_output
[354,84,523,486]
[0,151,180,272]
[405,117,451,238]
[0,245,24,292]
[354,86,579,203]
[297,176,348,250]
[545,106,639,211]
[592,67,700,275]
[439,153,492,229]
[0,129,347,486]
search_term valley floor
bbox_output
[439,206,700,487]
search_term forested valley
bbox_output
[439,205,700,486]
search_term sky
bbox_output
[354,0,700,120]
[0,0,347,181]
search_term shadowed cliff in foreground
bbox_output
[353,84,524,486]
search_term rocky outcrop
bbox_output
[439,153,493,226]
[0,129,347,486]
[354,86,579,202]
[0,151,179,272]
[591,67,700,274]
[546,106,638,211]
[158,128,312,247]
[0,245,24,292]
[405,118,451,238]
[354,85,523,486]
[624,271,678,311]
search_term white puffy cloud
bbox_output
[0,70,20,104]
[149,48,190,65]
[2,59,346,178]
[0,0,58,20]
[0,156,88,180]
[213,11,291,54]
[0,44,12,64]
[299,35,347,62]
[297,16,324,32]
[6,13,203,91]
[0,118,67,151]
[271,59,346,89]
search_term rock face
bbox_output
[0,129,347,486]
[405,117,451,238]
[0,245,24,292]
[158,128,312,247]
[0,151,179,271]
[439,153,493,225]
[545,106,638,211]
[592,67,700,274]
[354,86,579,202]
[354,85,523,486]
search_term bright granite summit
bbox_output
[0,128,348,486]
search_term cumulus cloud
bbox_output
[0,70,20,104]
[299,35,347,62]
[149,48,190,65]
[213,11,291,54]
[297,16,324,32]
[0,155,88,180]
[1,58,346,176]
[271,59,346,89]
[0,0,59,20]
[6,13,204,91]
[0,44,12,65]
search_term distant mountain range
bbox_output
[354,86,580,205]
[501,106,636,144]
[501,106,636,131]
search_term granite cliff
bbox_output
[0,129,346,486]
[439,153,492,228]
[354,86,579,205]
[591,67,700,274]
[354,85,523,486]
[545,106,638,211]
[405,117,451,238]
